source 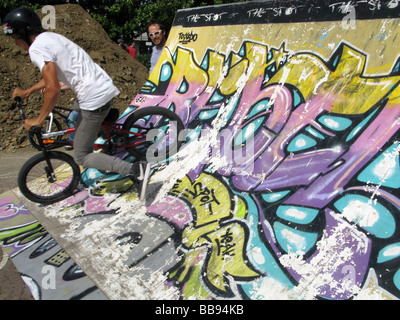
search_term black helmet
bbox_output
[2,7,43,45]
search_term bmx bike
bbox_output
[13,97,184,205]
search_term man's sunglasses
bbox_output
[149,30,162,37]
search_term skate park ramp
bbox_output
[4,0,400,299]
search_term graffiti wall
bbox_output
[14,0,400,300]
[131,0,400,299]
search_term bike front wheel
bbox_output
[18,151,81,205]
[122,106,184,162]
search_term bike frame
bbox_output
[43,105,75,133]
[39,121,146,152]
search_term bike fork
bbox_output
[44,164,57,183]
[34,128,57,183]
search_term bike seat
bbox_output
[103,108,119,123]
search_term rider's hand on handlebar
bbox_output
[12,88,30,101]
[24,118,42,131]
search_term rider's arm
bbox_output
[12,79,68,99]
[12,78,46,101]
[23,62,61,131]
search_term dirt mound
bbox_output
[0,4,149,150]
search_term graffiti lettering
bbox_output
[131,36,400,300]
[247,8,267,18]
[177,181,220,214]
[186,12,227,23]
[203,12,227,22]
[186,13,201,23]
[215,227,235,259]
[178,31,198,44]
[167,173,260,297]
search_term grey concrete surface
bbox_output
[0,147,38,194]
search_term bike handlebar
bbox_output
[12,97,41,132]
[13,96,26,120]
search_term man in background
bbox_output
[126,40,137,59]
[147,20,167,74]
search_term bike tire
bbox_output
[28,117,63,150]
[122,106,184,161]
[18,151,81,205]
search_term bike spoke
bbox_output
[25,159,75,198]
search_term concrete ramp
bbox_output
[6,0,400,299]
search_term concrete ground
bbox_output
[0,147,38,195]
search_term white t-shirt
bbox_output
[149,45,164,74]
[29,32,120,110]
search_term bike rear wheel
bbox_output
[18,151,81,205]
[122,106,184,161]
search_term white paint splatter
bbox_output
[341,199,379,228]
[279,213,372,300]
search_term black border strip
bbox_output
[173,0,400,27]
